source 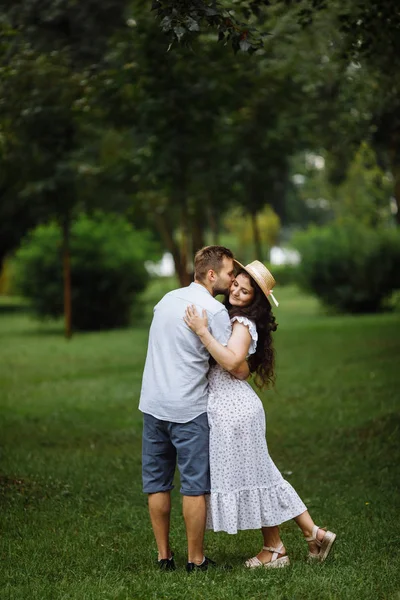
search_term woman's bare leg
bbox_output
[249,526,286,564]
[294,510,326,554]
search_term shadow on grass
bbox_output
[327,411,400,463]
[0,323,64,338]
[295,410,400,503]
[2,319,151,339]
[0,302,32,314]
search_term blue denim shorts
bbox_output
[142,412,210,496]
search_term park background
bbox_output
[1,1,400,599]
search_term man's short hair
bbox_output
[194,246,234,282]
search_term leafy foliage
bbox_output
[89,12,269,282]
[14,214,154,330]
[223,205,280,263]
[295,221,400,313]
[154,0,400,68]
[151,1,400,225]
[0,0,129,62]
[0,0,132,267]
[268,262,299,287]
[1,0,400,296]
[334,143,394,227]
[151,0,267,53]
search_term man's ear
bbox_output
[208,269,216,282]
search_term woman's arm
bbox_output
[230,360,251,380]
[184,305,252,373]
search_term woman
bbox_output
[184,260,336,568]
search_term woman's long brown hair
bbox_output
[224,270,278,389]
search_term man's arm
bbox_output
[209,307,232,348]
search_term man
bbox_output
[139,246,249,572]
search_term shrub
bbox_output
[267,263,299,287]
[14,213,157,330]
[294,221,400,313]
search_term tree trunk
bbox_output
[192,201,206,256]
[251,211,263,262]
[62,217,72,339]
[153,210,189,286]
[191,220,205,260]
[179,202,191,286]
[389,142,400,225]
[207,199,219,244]
[392,167,400,225]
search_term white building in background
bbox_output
[145,253,175,277]
[269,246,300,266]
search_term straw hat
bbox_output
[234,260,279,307]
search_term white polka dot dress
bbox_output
[206,316,307,534]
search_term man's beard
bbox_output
[212,282,230,298]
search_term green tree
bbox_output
[14,213,154,330]
[153,1,400,224]
[151,0,268,53]
[0,0,130,335]
[335,143,393,227]
[90,13,251,284]
[223,204,280,263]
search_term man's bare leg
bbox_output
[148,491,172,559]
[183,495,206,564]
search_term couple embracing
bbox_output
[139,246,335,572]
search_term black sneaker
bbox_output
[157,555,176,572]
[186,556,217,573]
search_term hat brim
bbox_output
[233,259,246,272]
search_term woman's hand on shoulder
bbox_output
[184,305,208,335]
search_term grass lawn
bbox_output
[1,284,400,600]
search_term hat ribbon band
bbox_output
[267,290,279,307]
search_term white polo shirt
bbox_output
[139,282,232,423]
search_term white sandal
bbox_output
[306,525,336,562]
[245,544,290,569]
